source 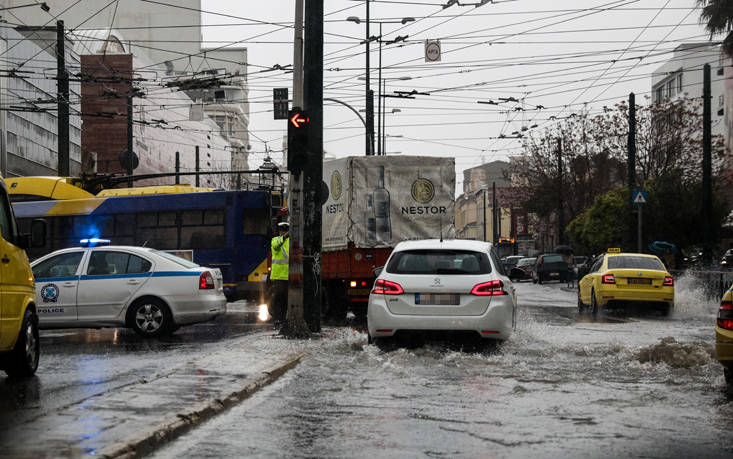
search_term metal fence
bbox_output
[670,269,733,300]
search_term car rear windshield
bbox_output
[542,255,564,263]
[518,258,535,266]
[152,250,201,268]
[607,256,665,270]
[386,249,491,275]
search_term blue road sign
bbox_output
[632,189,648,205]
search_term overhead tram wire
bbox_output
[323,0,641,90]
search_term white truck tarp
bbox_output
[322,156,455,251]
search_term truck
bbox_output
[321,155,456,320]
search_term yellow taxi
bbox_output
[716,286,733,383]
[0,176,45,377]
[577,249,674,315]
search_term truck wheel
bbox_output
[5,309,40,377]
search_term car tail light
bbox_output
[602,274,615,284]
[663,276,674,286]
[199,271,215,290]
[718,300,733,330]
[373,279,404,295]
[471,280,507,296]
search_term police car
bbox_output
[30,239,226,337]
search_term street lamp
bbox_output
[347,10,414,156]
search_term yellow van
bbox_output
[0,177,45,377]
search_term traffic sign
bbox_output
[632,189,647,205]
[425,40,441,62]
[273,88,289,120]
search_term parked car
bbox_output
[367,239,516,343]
[509,257,536,282]
[717,286,733,383]
[0,175,46,377]
[532,253,572,284]
[31,240,227,337]
[502,255,524,273]
[577,250,674,316]
[720,249,733,270]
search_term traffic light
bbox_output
[287,108,309,174]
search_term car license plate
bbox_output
[627,278,652,285]
[550,272,559,277]
[415,293,460,305]
[348,288,371,296]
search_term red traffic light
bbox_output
[290,112,310,128]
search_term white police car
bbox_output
[31,239,226,337]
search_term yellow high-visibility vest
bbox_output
[271,235,289,280]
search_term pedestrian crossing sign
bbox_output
[632,189,647,205]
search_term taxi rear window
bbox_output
[607,256,664,270]
[386,249,491,275]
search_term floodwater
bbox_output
[155,274,733,458]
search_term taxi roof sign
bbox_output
[607,248,621,253]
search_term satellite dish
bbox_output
[118,150,139,171]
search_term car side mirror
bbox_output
[373,266,383,277]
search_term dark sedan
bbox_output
[509,257,536,282]
[532,253,572,284]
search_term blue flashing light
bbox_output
[80,238,111,247]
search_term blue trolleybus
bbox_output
[12,189,282,302]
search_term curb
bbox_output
[98,351,307,459]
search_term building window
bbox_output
[666,79,673,98]
[676,73,683,93]
[655,85,663,104]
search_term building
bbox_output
[76,29,232,188]
[455,161,535,255]
[651,43,725,140]
[0,25,82,177]
[6,0,250,173]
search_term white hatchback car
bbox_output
[367,239,517,343]
[31,241,227,337]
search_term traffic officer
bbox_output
[270,221,289,325]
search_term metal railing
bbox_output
[670,269,733,299]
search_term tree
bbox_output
[566,187,630,255]
[697,0,733,56]
[509,97,724,238]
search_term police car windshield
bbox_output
[153,250,200,268]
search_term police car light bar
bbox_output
[80,238,111,247]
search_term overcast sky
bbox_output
[201,0,714,188]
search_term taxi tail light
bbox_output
[373,279,403,295]
[663,276,674,286]
[602,274,615,284]
[718,300,733,330]
[471,280,507,296]
[199,271,215,290]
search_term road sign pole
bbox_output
[638,204,642,253]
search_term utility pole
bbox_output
[281,0,310,338]
[195,146,200,187]
[365,0,375,156]
[492,181,497,244]
[703,64,712,265]
[557,137,564,245]
[127,95,133,187]
[628,92,636,250]
[483,188,487,241]
[302,0,324,332]
[56,20,69,176]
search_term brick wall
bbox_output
[80,54,133,175]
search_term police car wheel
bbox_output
[5,309,39,377]
[129,298,173,337]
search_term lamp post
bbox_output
[347,13,414,156]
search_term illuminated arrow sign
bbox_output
[290,112,310,128]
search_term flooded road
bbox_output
[155,276,733,458]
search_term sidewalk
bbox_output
[0,331,308,459]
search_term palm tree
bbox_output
[697,0,733,55]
